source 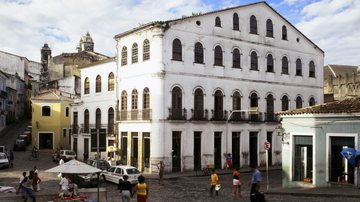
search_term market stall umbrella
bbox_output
[45,159,101,173]
[45,159,102,201]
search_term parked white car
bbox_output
[53,150,76,162]
[0,186,16,193]
[101,165,141,185]
[0,152,10,169]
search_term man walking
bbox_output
[16,170,36,202]
[249,164,265,202]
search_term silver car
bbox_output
[0,152,10,169]
[101,165,141,185]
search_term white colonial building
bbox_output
[114,1,324,173]
[71,58,117,161]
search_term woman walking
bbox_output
[209,169,219,196]
[118,175,133,202]
[135,175,148,202]
[232,167,241,197]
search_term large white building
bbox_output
[71,58,117,161]
[73,2,324,173]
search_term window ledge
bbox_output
[250,68,259,71]
[249,32,258,35]
[171,59,184,62]
[266,71,275,73]
[213,64,224,67]
[194,62,205,65]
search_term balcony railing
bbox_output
[76,124,115,135]
[211,110,227,121]
[118,109,152,121]
[190,109,209,121]
[168,108,187,120]
[229,111,246,122]
[264,112,280,122]
[248,112,263,122]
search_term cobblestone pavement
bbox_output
[1,121,360,201]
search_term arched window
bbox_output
[266,19,273,37]
[143,39,150,61]
[281,95,289,111]
[84,77,90,94]
[172,87,183,120]
[266,94,275,121]
[143,88,150,109]
[143,88,150,120]
[132,43,138,64]
[194,88,204,120]
[296,96,303,109]
[232,48,241,68]
[296,59,302,76]
[233,91,241,110]
[108,72,114,91]
[131,89,138,110]
[108,108,114,134]
[172,39,182,61]
[96,75,101,93]
[121,91,128,120]
[84,109,89,133]
[282,56,289,74]
[214,90,224,120]
[267,54,274,72]
[309,97,315,106]
[215,16,221,27]
[282,25,287,40]
[121,46,127,66]
[95,108,101,129]
[250,92,259,121]
[214,46,223,66]
[250,51,258,70]
[309,61,315,77]
[250,15,257,34]
[194,42,204,64]
[233,13,239,30]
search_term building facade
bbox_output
[71,59,117,161]
[324,64,360,103]
[114,2,324,173]
[279,97,360,188]
[31,90,76,150]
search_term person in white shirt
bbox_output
[58,157,65,178]
[59,174,78,197]
[19,171,26,184]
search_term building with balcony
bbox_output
[71,58,117,161]
[114,1,324,173]
[0,71,8,131]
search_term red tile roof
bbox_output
[277,97,360,115]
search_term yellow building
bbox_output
[31,90,76,150]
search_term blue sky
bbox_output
[0,0,359,65]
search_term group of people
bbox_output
[118,175,149,202]
[16,166,41,202]
[58,173,78,198]
[209,164,264,201]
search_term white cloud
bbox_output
[297,0,360,65]
[283,0,299,5]
[0,0,208,61]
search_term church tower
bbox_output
[76,32,94,52]
[40,43,52,90]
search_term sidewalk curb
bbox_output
[266,191,360,198]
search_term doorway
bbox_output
[232,132,241,169]
[39,133,53,150]
[294,136,313,181]
[172,131,181,172]
[121,132,128,165]
[249,132,258,166]
[131,132,138,168]
[84,138,89,161]
[330,137,354,184]
[143,132,150,171]
[267,132,273,165]
[194,132,201,171]
[214,132,222,169]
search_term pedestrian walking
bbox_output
[232,167,242,197]
[157,161,165,185]
[118,175,133,202]
[16,170,36,202]
[135,175,148,202]
[20,172,26,183]
[209,169,219,196]
[9,149,14,167]
[249,164,265,202]
[33,166,38,174]
[32,172,41,191]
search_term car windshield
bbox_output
[0,153,6,159]
[126,168,140,174]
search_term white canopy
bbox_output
[45,159,102,174]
